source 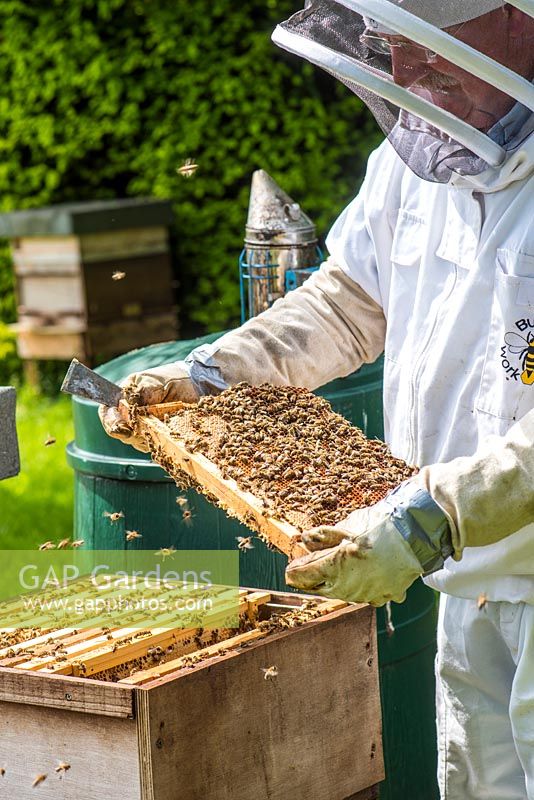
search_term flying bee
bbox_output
[176,496,189,508]
[32,774,47,788]
[182,509,194,527]
[176,158,198,178]
[56,538,71,550]
[39,541,55,551]
[156,546,176,561]
[261,665,279,680]
[44,435,56,447]
[236,536,254,551]
[0,767,5,776]
[103,511,124,522]
[71,539,85,548]
[477,592,488,611]
[126,530,143,542]
[504,331,534,385]
[55,762,70,777]
[112,270,126,281]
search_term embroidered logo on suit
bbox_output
[503,327,534,385]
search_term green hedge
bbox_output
[0,0,381,336]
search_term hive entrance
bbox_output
[128,384,416,556]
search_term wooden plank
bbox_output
[0,700,140,800]
[136,604,383,800]
[129,408,308,561]
[0,668,134,718]
[11,236,81,274]
[80,226,168,263]
[12,326,86,360]
[246,591,272,618]
[17,274,85,315]
[0,627,104,667]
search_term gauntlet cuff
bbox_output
[385,483,454,575]
[185,345,229,396]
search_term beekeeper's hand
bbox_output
[99,342,234,451]
[98,362,201,453]
[285,482,454,606]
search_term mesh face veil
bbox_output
[272,0,534,183]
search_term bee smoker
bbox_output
[239,170,322,322]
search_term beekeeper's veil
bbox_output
[272,0,534,182]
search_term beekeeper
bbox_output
[101,1,534,796]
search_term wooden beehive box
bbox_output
[0,198,178,365]
[0,590,383,800]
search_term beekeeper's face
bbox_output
[388,6,534,131]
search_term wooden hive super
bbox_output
[0,586,383,800]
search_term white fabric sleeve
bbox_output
[199,258,386,392]
[418,408,534,557]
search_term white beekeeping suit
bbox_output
[99,1,534,796]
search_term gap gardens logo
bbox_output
[502,318,534,385]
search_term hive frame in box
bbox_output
[0,591,383,800]
[122,400,309,559]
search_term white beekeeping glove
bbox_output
[286,481,452,606]
[99,362,205,452]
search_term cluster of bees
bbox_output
[167,383,417,531]
[89,599,321,683]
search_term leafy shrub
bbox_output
[0,0,381,335]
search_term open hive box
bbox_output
[125,383,417,559]
[0,581,383,800]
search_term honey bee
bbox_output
[0,767,5,776]
[176,158,198,178]
[176,496,189,507]
[477,593,488,611]
[44,435,56,447]
[182,509,194,526]
[112,270,126,281]
[261,665,279,680]
[126,530,143,542]
[56,538,71,550]
[156,546,176,561]
[32,774,47,787]
[236,536,254,551]
[71,539,85,548]
[103,511,124,522]
[55,762,71,776]
[38,541,55,551]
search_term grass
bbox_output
[0,387,74,549]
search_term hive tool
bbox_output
[61,358,122,406]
